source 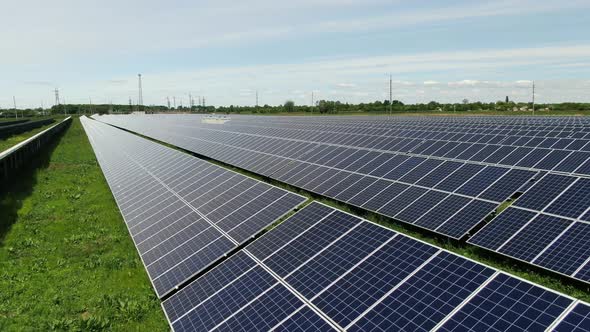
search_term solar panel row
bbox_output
[163,201,590,332]
[80,117,305,298]
[95,115,590,284]
[469,172,590,283]
[120,114,590,175]
[96,115,539,240]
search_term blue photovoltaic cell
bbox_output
[516,148,550,168]
[311,236,439,328]
[574,260,590,282]
[553,303,590,332]
[171,266,277,332]
[435,163,484,192]
[151,236,237,297]
[415,161,462,188]
[435,200,497,239]
[455,166,509,197]
[349,252,494,332]
[515,174,577,211]
[334,176,377,202]
[414,195,472,230]
[246,202,333,261]
[382,157,426,180]
[369,155,410,177]
[439,273,573,332]
[555,151,590,173]
[545,179,590,219]
[396,190,448,223]
[322,173,364,198]
[377,186,428,218]
[398,159,444,184]
[361,182,409,212]
[347,179,392,207]
[286,222,393,299]
[468,208,537,250]
[355,153,392,175]
[262,211,361,278]
[498,215,572,262]
[273,306,336,332]
[535,150,573,170]
[212,284,303,332]
[162,251,257,323]
[534,222,590,277]
[478,169,536,202]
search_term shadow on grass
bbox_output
[0,122,70,244]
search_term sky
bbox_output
[1,0,590,108]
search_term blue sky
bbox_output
[1,0,590,108]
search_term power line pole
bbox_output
[389,73,393,119]
[311,92,314,115]
[138,74,143,112]
[256,90,259,107]
[13,96,17,119]
[167,96,171,110]
[189,93,193,111]
[533,81,535,116]
[173,96,176,109]
[54,88,60,116]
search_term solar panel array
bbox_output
[162,201,590,332]
[97,115,539,240]
[97,114,590,284]
[80,117,306,298]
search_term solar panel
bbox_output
[553,303,590,332]
[438,273,573,331]
[468,207,537,251]
[545,178,590,219]
[514,173,577,210]
[162,202,581,331]
[95,114,590,284]
[498,215,572,262]
[348,252,494,331]
[80,117,305,298]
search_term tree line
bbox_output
[1,100,590,117]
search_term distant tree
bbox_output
[505,96,509,103]
[462,98,469,104]
[284,100,295,113]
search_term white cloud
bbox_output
[424,80,439,85]
[336,83,357,88]
[1,0,588,65]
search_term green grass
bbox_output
[0,122,60,152]
[0,118,168,331]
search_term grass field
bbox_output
[0,118,167,331]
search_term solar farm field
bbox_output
[4,114,590,331]
[97,114,590,283]
[85,113,590,331]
